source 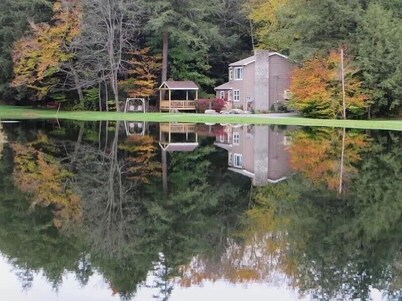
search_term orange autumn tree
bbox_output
[118,134,161,184]
[119,48,161,98]
[288,128,369,192]
[12,0,82,100]
[11,133,82,228]
[290,50,367,118]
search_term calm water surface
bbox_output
[0,120,401,301]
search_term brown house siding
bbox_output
[215,50,291,112]
[268,55,292,109]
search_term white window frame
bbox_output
[234,67,243,80]
[233,132,240,145]
[219,91,225,99]
[228,90,233,102]
[233,154,243,168]
[283,89,292,100]
[229,67,233,80]
[233,90,240,102]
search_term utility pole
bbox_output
[340,48,346,119]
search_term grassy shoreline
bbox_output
[0,106,401,131]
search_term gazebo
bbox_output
[158,80,199,112]
[158,122,199,195]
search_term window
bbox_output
[228,153,233,165]
[233,90,240,102]
[219,91,225,99]
[229,67,233,80]
[233,154,243,168]
[283,90,292,100]
[233,132,240,145]
[234,67,243,80]
[219,134,225,143]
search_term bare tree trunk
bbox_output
[338,127,346,195]
[162,28,169,83]
[98,81,102,111]
[162,149,168,199]
[104,78,109,112]
[71,123,85,165]
[70,66,84,108]
[340,48,346,119]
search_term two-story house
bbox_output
[214,125,292,186]
[215,50,292,112]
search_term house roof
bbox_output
[160,143,199,152]
[214,82,233,90]
[228,52,289,67]
[159,81,199,90]
[229,56,255,67]
[269,52,289,59]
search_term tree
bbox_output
[356,3,402,117]
[0,123,6,160]
[118,48,161,98]
[288,128,368,192]
[247,0,291,51]
[11,0,83,102]
[290,50,367,118]
[80,0,143,111]
[142,0,228,90]
[11,133,82,228]
[0,0,53,100]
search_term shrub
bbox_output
[195,98,226,113]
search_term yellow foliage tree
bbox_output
[119,48,161,98]
[11,133,82,228]
[118,135,161,184]
[247,0,290,50]
[11,0,82,100]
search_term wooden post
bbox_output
[159,89,163,112]
[169,89,172,112]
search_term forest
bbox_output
[0,0,401,118]
[1,120,401,300]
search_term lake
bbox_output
[0,119,401,301]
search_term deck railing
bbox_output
[160,100,196,111]
[160,123,197,133]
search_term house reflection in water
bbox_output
[214,125,292,186]
[159,123,199,194]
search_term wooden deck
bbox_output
[160,123,197,133]
[160,100,196,111]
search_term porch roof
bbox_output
[214,82,233,90]
[161,142,199,152]
[159,81,199,90]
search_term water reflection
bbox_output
[0,120,401,300]
[214,125,292,186]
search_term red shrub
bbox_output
[195,98,226,113]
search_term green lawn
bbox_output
[1,106,401,131]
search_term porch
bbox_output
[159,81,199,112]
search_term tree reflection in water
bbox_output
[0,121,401,300]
